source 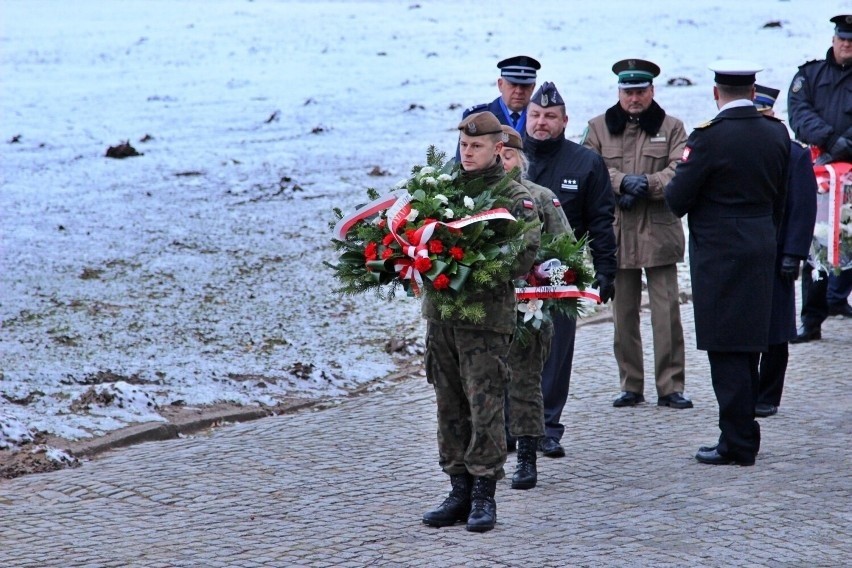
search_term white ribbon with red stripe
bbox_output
[516,285,602,304]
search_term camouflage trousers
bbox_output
[425,322,511,480]
[505,321,553,438]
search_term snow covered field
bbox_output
[1,0,846,460]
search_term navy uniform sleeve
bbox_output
[781,144,818,258]
[584,153,617,278]
[665,130,712,217]
[788,65,835,150]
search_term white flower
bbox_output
[434,194,448,204]
[406,209,419,222]
[422,177,438,186]
[517,299,544,322]
[437,174,452,182]
[444,208,455,219]
[463,196,475,209]
[419,166,435,176]
[394,178,410,189]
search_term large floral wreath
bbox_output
[811,161,852,273]
[513,231,598,344]
[327,146,538,324]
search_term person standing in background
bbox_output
[751,84,817,417]
[499,125,572,489]
[524,82,617,459]
[583,58,691,410]
[665,61,789,466]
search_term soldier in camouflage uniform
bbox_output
[497,125,572,491]
[422,112,540,533]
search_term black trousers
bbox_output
[757,342,788,407]
[707,351,761,461]
[540,312,577,441]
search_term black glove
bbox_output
[779,255,801,285]
[830,136,852,160]
[593,273,615,304]
[617,193,637,211]
[817,136,852,165]
[620,175,649,198]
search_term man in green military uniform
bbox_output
[422,112,540,532]
[498,125,571,490]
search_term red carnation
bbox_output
[377,219,387,228]
[405,229,420,245]
[414,256,432,273]
[382,233,395,246]
[433,274,450,290]
[562,269,577,285]
[449,246,464,261]
[364,242,378,261]
[381,248,394,260]
[424,217,438,225]
[428,239,444,254]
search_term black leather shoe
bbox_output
[790,325,821,344]
[538,436,565,458]
[658,392,694,409]
[755,403,778,417]
[695,448,754,466]
[698,444,718,453]
[828,303,852,317]
[613,391,645,407]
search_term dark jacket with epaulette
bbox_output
[664,105,790,351]
[788,48,852,151]
[421,160,540,333]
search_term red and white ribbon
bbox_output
[332,191,404,242]
[516,285,602,304]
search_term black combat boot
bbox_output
[465,476,497,532]
[511,436,538,490]
[422,473,472,527]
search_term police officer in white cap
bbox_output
[665,60,790,466]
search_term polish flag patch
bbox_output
[681,146,691,162]
[552,198,561,207]
[523,199,535,209]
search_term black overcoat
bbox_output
[767,142,818,344]
[664,104,789,352]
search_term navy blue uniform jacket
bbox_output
[525,135,617,279]
[768,142,818,344]
[664,105,790,352]
[788,48,852,152]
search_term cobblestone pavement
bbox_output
[1,304,849,567]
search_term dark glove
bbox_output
[817,136,852,165]
[593,273,615,304]
[617,193,637,211]
[620,175,649,198]
[779,255,801,285]
[829,136,852,160]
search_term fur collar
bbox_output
[604,100,666,136]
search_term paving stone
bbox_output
[0,304,850,566]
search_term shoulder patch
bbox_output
[791,75,805,93]
[462,103,489,118]
[693,118,717,130]
[681,146,692,162]
[523,199,535,210]
[551,198,561,208]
